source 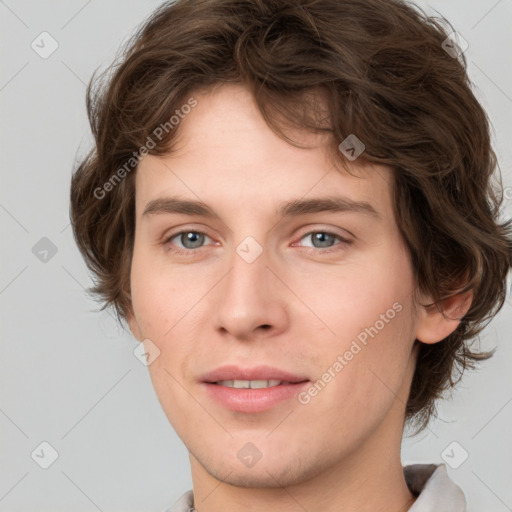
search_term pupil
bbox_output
[314,233,333,248]
[184,232,203,249]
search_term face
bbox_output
[128,83,424,488]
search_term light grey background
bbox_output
[0,1,511,511]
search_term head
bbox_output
[70,0,511,488]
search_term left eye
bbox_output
[297,231,347,249]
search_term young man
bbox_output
[70,0,512,510]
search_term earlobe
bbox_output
[415,289,473,344]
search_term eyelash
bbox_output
[162,229,352,256]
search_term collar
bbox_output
[404,463,466,511]
[164,463,466,512]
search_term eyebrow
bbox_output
[142,195,380,220]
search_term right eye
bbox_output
[163,230,214,254]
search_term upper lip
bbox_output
[200,365,309,383]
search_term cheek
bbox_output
[129,244,203,338]
[297,301,416,443]
[293,246,417,409]
[290,251,415,346]
[129,248,217,405]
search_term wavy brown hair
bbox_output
[70,0,512,432]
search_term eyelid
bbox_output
[161,223,215,243]
[293,225,354,243]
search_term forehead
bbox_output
[135,83,394,224]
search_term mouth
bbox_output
[211,379,298,389]
[200,366,310,413]
[201,364,309,384]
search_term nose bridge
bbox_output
[222,242,271,314]
[230,241,268,296]
[214,238,287,338]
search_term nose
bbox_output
[214,244,289,341]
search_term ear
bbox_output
[126,308,143,342]
[415,289,473,344]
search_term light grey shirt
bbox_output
[164,464,466,512]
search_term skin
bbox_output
[127,82,471,512]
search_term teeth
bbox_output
[217,379,282,389]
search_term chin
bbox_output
[191,443,335,489]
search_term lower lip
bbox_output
[201,381,310,413]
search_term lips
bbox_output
[200,365,309,384]
[200,365,310,413]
